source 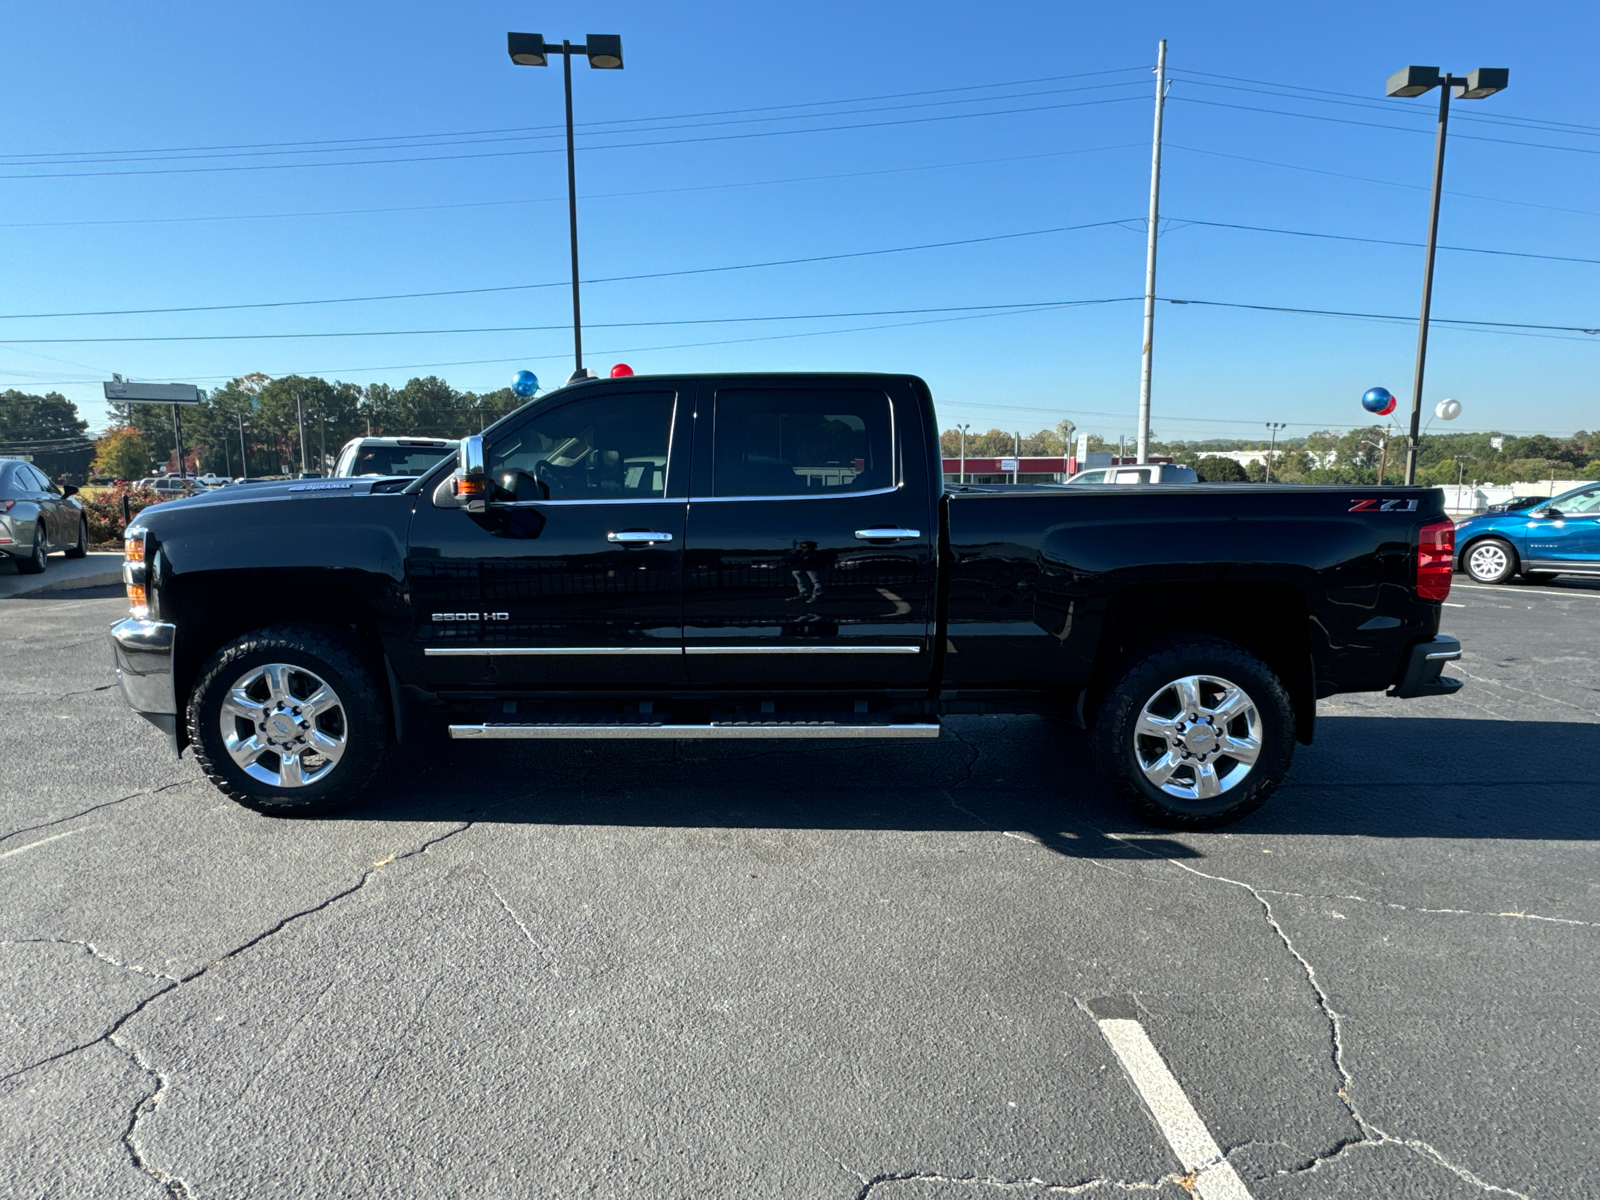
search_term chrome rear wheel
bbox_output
[1133,673,1262,801]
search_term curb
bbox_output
[0,553,125,600]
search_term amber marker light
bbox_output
[124,530,148,618]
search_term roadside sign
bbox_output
[1000,457,1019,472]
[103,379,204,404]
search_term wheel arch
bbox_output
[1086,581,1315,746]
[162,567,399,751]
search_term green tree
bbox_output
[1196,455,1248,483]
[91,427,152,481]
[0,389,93,480]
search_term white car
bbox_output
[1065,463,1200,486]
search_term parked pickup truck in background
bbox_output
[110,372,1463,828]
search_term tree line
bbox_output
[93,373,528,479]
[939,425,1598,486]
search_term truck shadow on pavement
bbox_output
[339,714,1600,856]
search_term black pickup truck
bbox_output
[110,372,1462,828]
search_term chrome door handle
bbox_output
[607,531,673,544]
[854,528,920,541]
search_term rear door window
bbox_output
[712,388,893,497]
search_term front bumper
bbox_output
[109,617,180,741]
[1388,635,1464,698]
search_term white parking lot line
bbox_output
[1086,998,1255,1200]
[1454,583,1600,599]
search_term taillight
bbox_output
[1417,519,1455,601]
[1,499,14,511]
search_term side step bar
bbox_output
[449,721,942,740]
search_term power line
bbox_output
[1168,94,1600,158]
[0,298,1143,345]
[1164,143,1600,220]
[1162,296,1600,335]
[0,143,1145,232]
[0,219,1137,320]
[0,94,1149,182]
[0,79,1151,170]
[0,66,1150,162]
[1169,217,1600,266]
[1171,69,1600,140]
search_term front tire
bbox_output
[1092,639,1295,829]
[63,515,87,558]
[15,524,47,574]
[1464,538,1516,584]
[188,623,390,816]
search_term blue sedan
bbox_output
[1455,481,1600,583]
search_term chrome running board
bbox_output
[448,720,941,740]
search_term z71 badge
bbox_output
[431,612,509,622]
[1349,498,1419,512]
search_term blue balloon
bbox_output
[1361,386,1396,416]
[511,370,540,398]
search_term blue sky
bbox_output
[2,0,1596,443]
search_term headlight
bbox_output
[124,528,148,618]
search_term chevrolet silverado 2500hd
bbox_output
[110,372,1462,828]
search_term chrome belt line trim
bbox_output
[424,646,683,656]
[449,722,942,740]
[683,645,921,655]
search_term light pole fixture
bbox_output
[1385,64,1508,485]
[507,32,625,384]
[1264,422,1287,483]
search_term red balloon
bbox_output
[610,363,634,378]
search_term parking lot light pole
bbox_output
[508,32,624,382]
[1385,65,1509,485]
[957,423,970,484]
[1264,422,1286,482]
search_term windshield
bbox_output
[343,444,456,478]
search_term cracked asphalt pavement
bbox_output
[2,581,1596,1198]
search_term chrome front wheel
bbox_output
[219,662,349,788]
[1133,674,1262,801]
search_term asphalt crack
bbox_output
[0,779,190,849]
[2,820,478,1193]
[1103,836,1534,1198]
[1,936,179,983]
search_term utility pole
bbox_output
[238,413,248,482]
[171,403,187,481]
[1012,431,1020,485]
[957,423,970,484]
[318,407,327,475]
[1136,38,1168,466]
[296,386,309,477]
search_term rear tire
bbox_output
[15,524,47,574]
[1464,538,1516,584]
[63,515,87,558]
[1091,639,1295,829]
[188,623,390,817]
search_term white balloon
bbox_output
[1435,398,1462,421]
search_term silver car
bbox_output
[0,460,88,574]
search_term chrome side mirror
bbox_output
[451,434,487,512]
